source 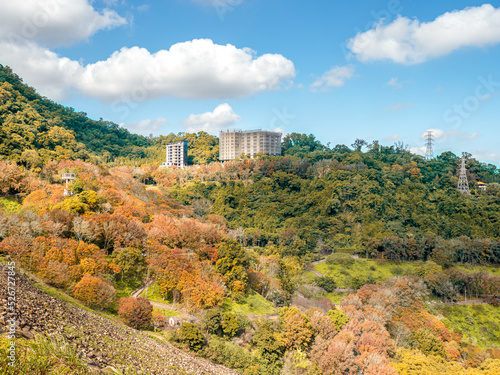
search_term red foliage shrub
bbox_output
[118,297,153,330]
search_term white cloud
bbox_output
[272,126,288,137]
[182,104,241,133]
[386,77,402,88]
[409,146,427,156]
[0,40,82,100]
[421,129,480,140]
[77,40,295,101]
[311,65,355,90]
[0,0,127,47]
[120,117,168,136]
[348,4,500,64]
[473,151,500,161]
[135,4,150,12]
[387,103,415,111]
[0,38,295,102]
[463,132,480,140]
[384,133,401,141]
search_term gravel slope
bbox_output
[0,265,238,375]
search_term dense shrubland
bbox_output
[165,141,500,263]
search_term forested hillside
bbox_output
[165,137,500,263]
[1,154,499,374]
[0,65,219,166]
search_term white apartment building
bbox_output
[219,130,282,161]
[161,141,188,168]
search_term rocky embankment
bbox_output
[0,265,238,375]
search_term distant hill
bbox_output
[0,65,220,166]
[0,65,152,164]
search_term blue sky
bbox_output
[1,0,500,164]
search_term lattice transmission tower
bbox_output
[425,131,434,161]
[457,155,470,195]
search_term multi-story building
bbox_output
[219,130,282,161]
[161,141,188,168]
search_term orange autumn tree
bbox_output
[73,274,116,309]
[148,245,225,310]
[146,215,225,260]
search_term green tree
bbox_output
[203,309,223,336]
[176,323,205,352]
[410,329,446,357]
[315,276,336,292]
[111,247,147,282]
[221,312,241,338]
[253,321,285,364]
[327,309,350,331]
[215,241,249,294]
[282,133,325,155]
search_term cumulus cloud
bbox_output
[311,65,355,90]
[77,40,295,101]
[120,117,168,136]
[182,104,241,133]
[0,40,82,100]
[409,146,427,156]
[0,39,295,102]
[348,4,500,64]
[0,0,127,47]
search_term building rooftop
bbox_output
[220,129,281,134]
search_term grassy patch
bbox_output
[426,304,500,349]
[0,197,21,213]
[114,279,142,300]
[454,264,500,276]
[139,282,172,304]
[222,290,276,315]
[313,258,416,288]
[324,292,349,304]
[153,307,180,318]
[314,259,500,290]
[314,262,329,275]
[302,271,318,283]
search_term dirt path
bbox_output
[308,258,326,277]
[309,268,324,277]
[131,279,154,298]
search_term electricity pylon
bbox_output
[457,156,470,195]
[425,131,434,161]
